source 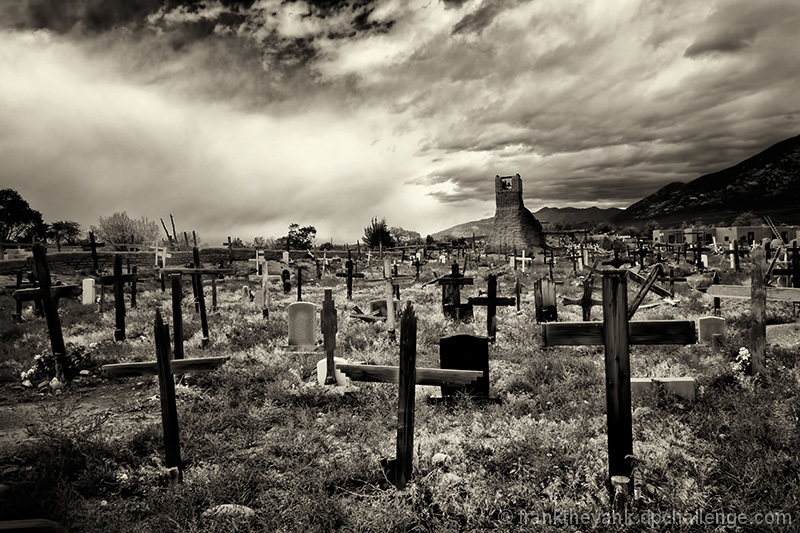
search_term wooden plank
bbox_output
[11,285,81,302]
[159,267,236,275]
[626,269,672,298]
[602,270,633,491]
[32,245,69,382]
[154,310,181,474]
[751,247,766,374]
[707,284,800,302]
[336,364,483,387]
[542,320,696,346]
[396,303,416,490]
[321,289,337,385]
[113,255,126,341]
[628,264,661,319]
[102,356,229,377]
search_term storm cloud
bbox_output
[1,0,798,242]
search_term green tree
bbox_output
[0,189,44,242]
[363,217,395,249]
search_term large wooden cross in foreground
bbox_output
[12,244,76,382]
[542,268,696,494]
[103,310,228,482]
[336,304,483,489]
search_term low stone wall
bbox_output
[0,248,400,277]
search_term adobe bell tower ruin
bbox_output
[485,174,544,254]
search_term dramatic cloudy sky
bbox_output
[1,0,799,243]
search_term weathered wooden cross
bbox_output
[103,310,228,482]
[11,245,75,382]
[562,273,602,321]
[336,259,365,300]
[542,268,697,494]
[160,248,234,348]
[707,247,800,374]
[436,263,474,320]
[335,304,483,489]
[95,255,138,341]
[723,241,748,271]
[768,242,799,288]
[655,267,686,296]
[468,274,516,341]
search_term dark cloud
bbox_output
[451,0,522,35]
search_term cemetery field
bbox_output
[1,259,799,532]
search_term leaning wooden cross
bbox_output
[103,310,228,482]
[542,268,696,496]
[361,258,415,338]
[12,244,75,382]
[95,255,138,341]
[335,304,483,489]
[468,274,515,340]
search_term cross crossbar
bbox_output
[103,357,229,377]
[543,320,696,346]
[707,285,800,301]
[336,364,483,387]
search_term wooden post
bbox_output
[602,270,633,493]
[396,303,417,490]
[712,271,720,316]
[515,275,521,312]
[154,310,182,478]
[31,245,69,382]
[89,231,99,274]
[13,271,23,323]
[297,266,303,302]
[751,247,766,374]
[171,274,184,361]
[393,264,400,300]
[346,260,354,299]
[468,274,515,341]
[192,247,210,348]
[113,254,126,341]
[386,260,396,341]
[169,214,178,243]
[211,278,217,312]
[322,289,337,385]
[131,266,137,309]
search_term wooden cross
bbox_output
[563,273,602,321]
[222,236,234,266]
[707,247,800,373]
[603,250,634,269]
[627,264,662,319]
[296,265,306,301]
[684,238,711,269]
[768,242,799,288]
[11,245,73,382]
[249,249,266,276]
[435,263,474,320]
[335,259,365,300]
[362,258,415,337]
[468,274,515,340]
[87,231,102,274]
[542,269,696,493]
[160,248,234,348]
[655,267,686,296]
[102,310,228,482]
[94,255,138,340]
[336,304,483,489]
[632,240,650,267]
[723,241,748,271]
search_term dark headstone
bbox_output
[438,334,489,398]
[281,269,291,294]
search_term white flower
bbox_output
[34,354,43,361]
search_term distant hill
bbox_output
[611,134,800,226]
[431,207,621,240]
[535,206,622,226]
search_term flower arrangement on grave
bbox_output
[730,346,752,377]
[20,343,94,388]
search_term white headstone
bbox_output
[729,242,736,269]
[509,256,515,268]
[698,316,726,344]
[701,254,709,268]
[316,357,351,387]
[253,290,264,308]
[288,302,317,346]
[81,278,95,305]
[282,251,290,263]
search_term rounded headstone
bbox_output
[287,302,317,346]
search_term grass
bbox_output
[0,258,799,531]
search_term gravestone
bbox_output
[282,251,290,263]
[254,290,264,308]
[287,302,317,347]
[82,278,95,305]
[698,316,726,344]
[242,285,251,301]
[437,334,490,399]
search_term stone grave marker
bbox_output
[287,301,317,348]
[82,278,95,305]
[698,316,726,345]
[433,334,495,401]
